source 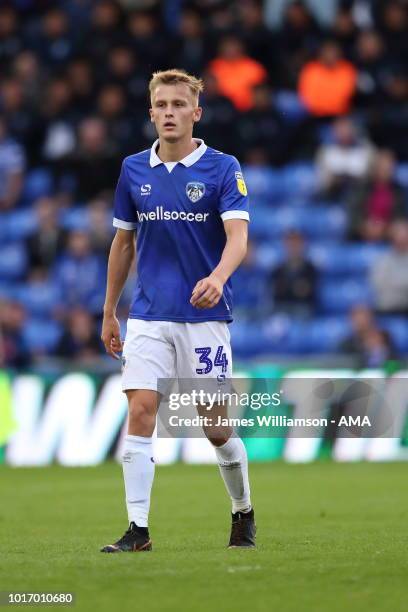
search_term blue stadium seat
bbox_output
[14,282,62,317]
[1,209,37,241]
[316,122,335,144]
[250,205,347,240]
[310,243,388,276]
[22,168,53,203]
[253,243,284,270]
[285,317,350,353]
[395,163,408,190]
[22,319,62,353]
[0,243,28,280]
[230,320,264,358]
[231,315,351,357]
[298,207,347,239]
[231,267,268,312]
[318,278,373,313]
[60,207,90,230]
[274,91,308,122]
[243,164,318,203]
[282,163,317,198]
[0,280,16,299]
[242,166,286,201]
[378,317,408,353]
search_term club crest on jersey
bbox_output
[186,181,205,203]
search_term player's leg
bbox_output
[195,401,255,547]
[173,321,256,547]
[118,388,159,550]
[101,320,175,553]
[195,401,251,511]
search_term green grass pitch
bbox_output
[1,461,407,612]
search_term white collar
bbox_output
[149,138,207,168]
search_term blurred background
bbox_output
[1,0,408,464]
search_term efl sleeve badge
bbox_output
[235,171,248,196]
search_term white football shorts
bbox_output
[121,318,232,393]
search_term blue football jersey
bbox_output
[113,138,249,322]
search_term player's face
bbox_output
[149,83,202,142]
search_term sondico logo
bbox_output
[140,184,151,196]
[136,206,210,223]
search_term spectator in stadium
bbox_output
[347,150,406,242]
[26,8,77,68]
[0,6,23,69]
[339,304,397,366]
[53,229,106,313]
[54,307,103,363]
[369,67,408,160]
[12,51,43,108]
[316,116,375,199]
[270,230,317,317]
[106,46,148,106]
[41,77,77,163]
[359,327,397,367]
[207,35,267,112]
[237,82,288,164]
[88,197,113,257]
[83,0,124,65]
[195,72,238,154]
[331,5,358,58]
[265,0,338,30]
[66,117,121,201]
[0,300,30,369]
[353,29,387,110]
[230,240,264,318]
[173,8,209,76]
[243,146,271,167]
[236,0,279,79]
[275,0,322,88]
[339,304,375,355]
[0,77,34,153]
[206,1,235,37]
[126,9,168,72]
[370,220,408,315]
[0,114,25,210]
[66,56,96,116]
[96,83,134,154]
[26,197,65,268]
[378,0,408,62]
[298,39,357,116]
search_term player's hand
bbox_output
[101,313,123,359]
[190,274,224,309]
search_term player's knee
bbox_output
[205,428,232,447]
[208,435,229,447]
[128,401,156,436]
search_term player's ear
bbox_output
[193,106,202,122]
[149,107,154,122]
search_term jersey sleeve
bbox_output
[218,156,250,222]
[112,160,138,230]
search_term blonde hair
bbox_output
[149,69,204,101]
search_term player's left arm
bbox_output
[190,219,248,309]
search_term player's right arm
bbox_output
[102,159,138,359]
[101,228,136,359]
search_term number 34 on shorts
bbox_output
[194,345,229,375]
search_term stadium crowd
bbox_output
[0,0,408,369]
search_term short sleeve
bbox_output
[112,160,138,230]
[218,157,250,222]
